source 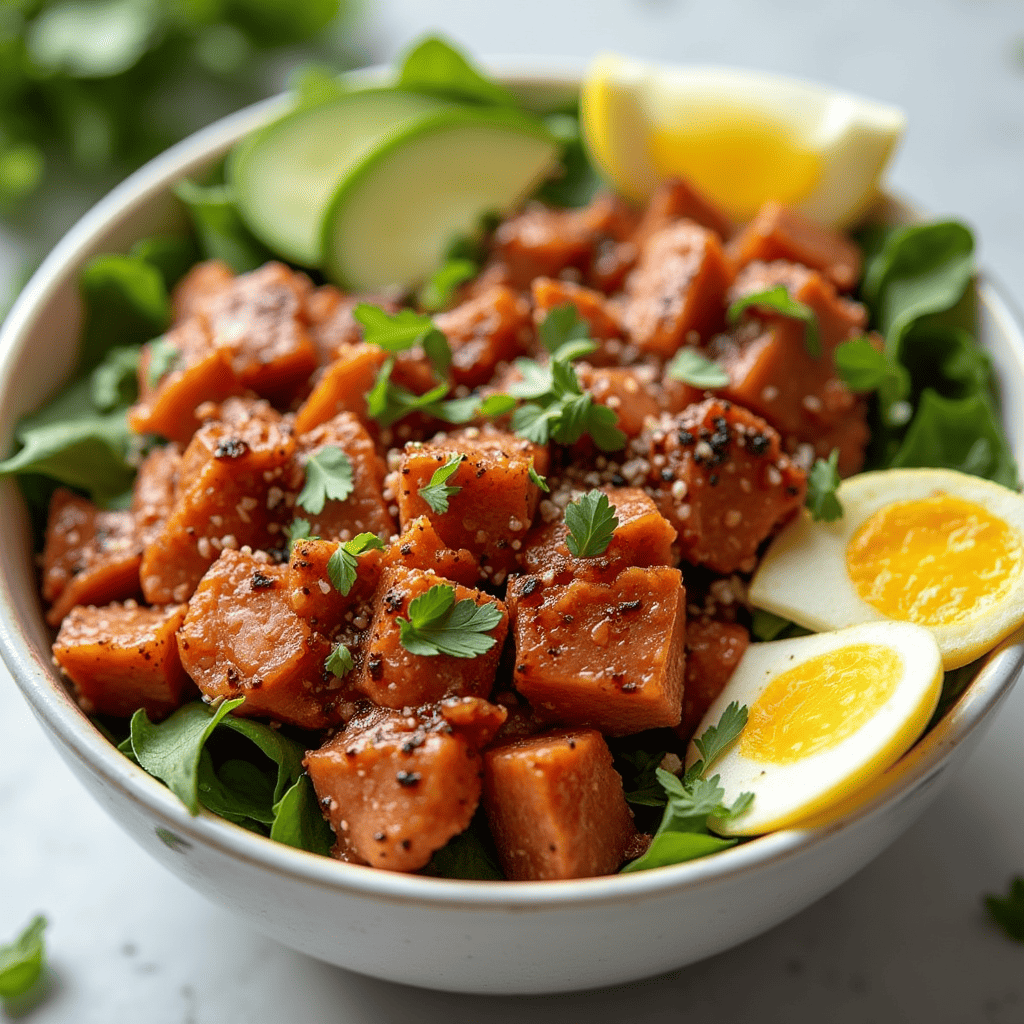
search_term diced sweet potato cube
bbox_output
[620,221,735,355]
[131,444,181,543]
[356,565,508,709]
[177,550,343,730]
[306,699,504,871]
[576,364,661,437]
[434,285,532,389]
[531,277,625,365]
[293,344,388,434]
[53,601,192,719]
[482,728,636,880]
[285,537,381,632]
[509,565,686,735]
[727,201,862,291]
[129,317,244,445]
[396,428,549,579]
[382,515,480,587]
[641,400,807,573]
[42,489,142,627]
[518,487,676,580]
[292,412,395,541]
[171,259,234,323]
[140,407,294,604]
[633,176,734,249]
[305,288,399,364]
[676,618,750,742]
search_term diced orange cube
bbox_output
[677,618,751,742]
[530,277,625,365]
[285,537,381,631]
[632,176,734,249]
[293,343,388,434]
[382,515,480,587]
[131,444,181,543]
[576,364,661,437]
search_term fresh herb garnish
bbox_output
[621,703,752,874]
[620,749,670,807]
[538,303,595,360]
[325,643,355,679]
[296,446,354,515]
[0,915,47,1003]
[354,304,452,377]
[727,285,822,358]
[528,461,550,492]
[397,583,503,658]
[985,877,1024,943]
[145,336,181,389]
[419,257,477,313]
[417,453,464,513]
[666,348,730,389]
[326,532,387,597]
[285,518,315,549]
[805,449,843,522]
[365,359,477,428]
[564,489,619,558]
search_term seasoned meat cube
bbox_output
[53,601,192,719]
[508,565,686,735]
[483,728,636,880]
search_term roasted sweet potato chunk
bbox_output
[632,176,734,248]
[676,618,750,742]
[293,344,388,434]
[306,698,505,871]
[509,565,686,735]
[531,277,625,365]
[171,259,233,323]
[131,444,181,543]
[42,489,142,627]
[285,537,381,633]
[355,565,507,709]
[177,550,344,730]
[483,728,636,880]
[53,601,192,718]
[576,363,661,437]
[641,400,807,573]
[382,515,480,587]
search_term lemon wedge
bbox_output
[581,54,906,228]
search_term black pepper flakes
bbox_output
[214,437,248,459]
[250,571,275,589]
[396,770,421,787]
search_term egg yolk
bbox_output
[845,494,1023,627]
[741,643,902,765]
[648,110,821,221]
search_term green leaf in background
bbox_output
[667,347,730,389]
[288,62,349,109]
[985,877,1024,943]
[418,256,477,313]
[0,136,44,209]
[0,915,47,1001]
[90,344,140,411]
[130,234,201,293]
[427,821,504,880]
[270,774,334,856]
[225,0,340,47]
[900,321,992,402]
[750,608,794,642]
[175,179,273,274]
[805,449,844,523]
[535,110,602,209]
[397,35,517,107]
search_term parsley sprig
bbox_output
[296,446,354,515]
[354,303,452,376]
[325,644,355,679]
[805,449,843,522]
[397,584,503,658]
[564,490,619,557]
[366,359,478,428]
[326,532,387,597]
[666,348,730,389]
[727,285,822,358]
[622,702,753,873]
[417,454,464,513]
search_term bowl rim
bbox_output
[1,60,1022,912]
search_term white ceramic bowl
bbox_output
[1,66,1022,996]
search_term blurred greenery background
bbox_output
[0,0,363,311]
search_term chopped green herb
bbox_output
[0,915,47,1001]
[326,531,387,597]
[620,749,670,807]
[419,257,477,312]
[296,446,354,515]
[365,359,475,428]
[325,643,355,679]
[727,285,821,358]
[538,303,593,357]
[354,304,451,376]
[666,347,730,389]
[285,517,314,549]
[478,393,517,418]
[397,583,504,658]
[145,336,180,389]
[985,877,1024,943]
[418,453,464,513]
[528,461,550,492]
[805,449,844,523]
[564,489,619,558]
[687,701,748,779]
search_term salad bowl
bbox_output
[0,63,1022,995]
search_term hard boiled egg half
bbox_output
[748,468,1024,669]
[686,621,943,836]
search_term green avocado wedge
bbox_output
[321,107,561,292]
[228,89,453,267]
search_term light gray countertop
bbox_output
[3,1,1024,1020]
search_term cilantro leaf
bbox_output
[325,643,355,679]
[285,517,314,549]
[806,448,844,522]
[145,335,181,389]
[727,285,822,358]
[528,461,549,492]
[666,348,730,389]
[354,304,452,376]
[0,915,47,1001]
[687,701,748,779]
[538,304,592,356]
[296,446,354,515]
[419,257,477,313]
[985,877,1024,943]
[418,453,464,513]
[326,532,387,597]
[366,359,470,428]
[398,583,504,658]
[564,489,619,558]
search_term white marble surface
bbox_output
[3,1,1024,1020]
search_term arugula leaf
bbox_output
[326,531,387,596]
[805,449,844,523]
[145,336,180,388]
[296,446,354,515]
[666,348,730,389]
[528,461,549,492]
[269,774,334,856]
[418,453,464,513]
[325,643,355,679]
[727,285,821,358]
[564,489,619,557]
[985,877,1024,943]
[90,345,140,411]
[0,915,47,1001]
[174,179,273,274]
[687,702,748,779]
[398,583,504,658]
[419,257,477,313]
[397,35,517,107]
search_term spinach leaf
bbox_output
[90,345,140,411]
[397,35,517,107]
[270,774,335,855]
[175,179,273,273]
[427,814,504,880]
[197,751,277,828]
[130,234,201,293]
